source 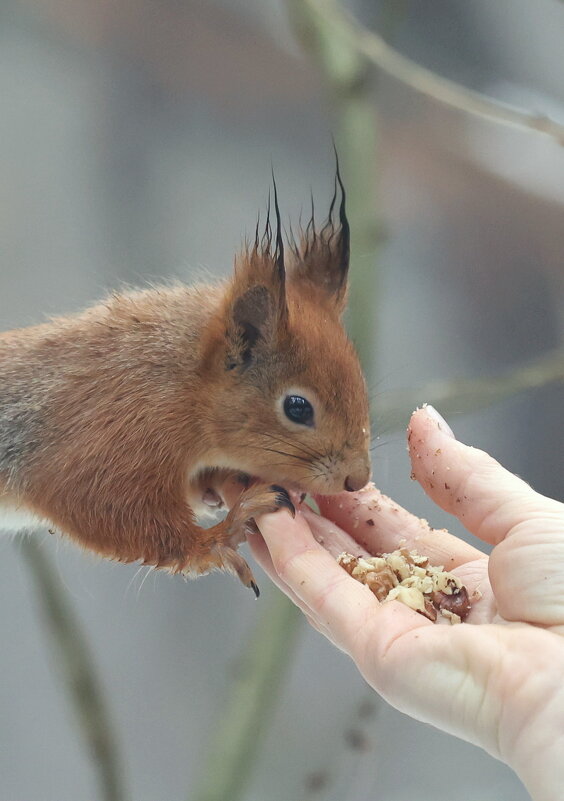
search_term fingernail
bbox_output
[423,404,455,439]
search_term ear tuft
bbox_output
[287,152,350,312]
[224,175,288,370]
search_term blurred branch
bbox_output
[191,591,302,801]
[300,0,564,146]
[377,347,564,430]
[20,538,127,801]
[289,0,381,377]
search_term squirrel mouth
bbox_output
[200,473,307,511]
[202,487,224,508]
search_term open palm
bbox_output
[248,407,564,801]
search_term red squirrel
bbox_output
[0,169,370,595]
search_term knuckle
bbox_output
[273,545,319,582]
[309,573,351,618]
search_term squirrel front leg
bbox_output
[211,481,296,595]
[26,473,294,596]
[183,476,296,596]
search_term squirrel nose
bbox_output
[344,470,369,493]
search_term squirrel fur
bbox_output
[0,172,370,594]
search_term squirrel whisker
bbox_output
[257,431,326,461]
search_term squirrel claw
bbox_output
[250,580,260,598]
[270,485,296,517]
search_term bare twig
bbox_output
[20,538,127,801]
[191,591,302,801]
[376,347,564,431]
[302,0,564,146]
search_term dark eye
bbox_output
[283,395,314,426]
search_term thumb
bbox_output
[411,405,564,624]
[408,405,562,547]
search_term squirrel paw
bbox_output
[178,483,295,596]
[229,483,295,538]
[214,546,260,597]
[211,483,295,596]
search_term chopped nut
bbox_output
[387,586,426,614]
[441,609,462,625]
[423,598,438,622]
[386,552,412,581]
[365,565,398,601]
[336,548,472,624]
[337,553,358,575]
[433,586,471,621]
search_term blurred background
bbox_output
[1,0,564,799]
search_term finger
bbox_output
[247,530,349,647]
[246,530,307,611]
[300,507,371,558]
[254,508,387,654]
[302,507,492,623]
[408,405,564,546]
[488,529,564,625]
[253,508,517,758]
[316,485,482,570]
[450,558,496,624]
[255,511,563,763]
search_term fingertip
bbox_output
[421,404,455,439]
[255,507,313,552]
[408,405,456,449]
[407,404,550,546]
[314,482,380,518]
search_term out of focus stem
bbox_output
[20,537,127,801]
[191,591,302,801]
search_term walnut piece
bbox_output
[337,549,471,624]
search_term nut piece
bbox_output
[433,587,472,622]
[337,548,471,624]
[386,586,426,614]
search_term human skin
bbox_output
[248,405,564,801]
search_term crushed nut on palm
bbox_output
[337,549,471,624]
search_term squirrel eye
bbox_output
[283,395,314,427]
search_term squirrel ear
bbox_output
[225,285,277,369]
[289,159,350,312]
[225,182,288,370]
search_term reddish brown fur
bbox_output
[0,188,370,591]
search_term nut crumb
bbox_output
[337,549,471,623]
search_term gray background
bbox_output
[1,0,564,799]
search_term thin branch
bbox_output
[191,591,302,801]
[20,538,127,801]
[302,0,564,146]
[376,347,564,431]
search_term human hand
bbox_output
[248,405,564,801]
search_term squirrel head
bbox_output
[202,169,371,496]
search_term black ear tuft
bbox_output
[335,147,350,286]
[288,149,350,311]
[272,167,285,286]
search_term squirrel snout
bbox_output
[344,467,370,493]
